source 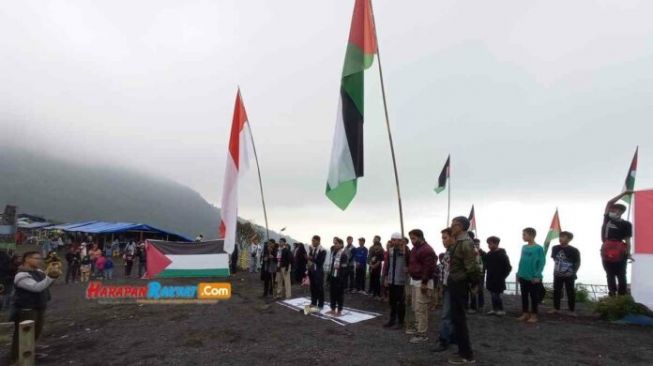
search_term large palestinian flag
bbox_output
[145,240,230,278]
[621,147,638,204]
[326,0,378,210]
[220,89,253,253]
[543,209,561,255]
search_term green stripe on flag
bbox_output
[156,268,231,278]
[326,180,358,210]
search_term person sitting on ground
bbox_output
[516,227,545,323]
[484,236,512,316]
[10,251,60,363]
[549,231,581,316]
[327,237,348,316]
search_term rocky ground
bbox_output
[2,246,653,366]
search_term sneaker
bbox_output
[448,356,476,364]
[383,321,395,328]
[496,310,506,316]
[405,327,417,335]
[517,313,530,322]
[527,314,539,323]
[486,310,496,316]
[431,342,449,352]
[409,335,429,344]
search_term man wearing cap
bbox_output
[383,232,409,329]
[447,216,480,364]
[353,238,368,294]
[405,229,436,344]
[601,191,634,296]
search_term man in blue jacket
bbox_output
[353,238,368,293]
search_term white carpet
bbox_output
[277,297,381,326]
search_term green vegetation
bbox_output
[594,295,651,321]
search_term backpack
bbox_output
[602,240,626,263]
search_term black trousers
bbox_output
[369,271,381,297]
[262,272,275,296]
[519,278,539,313]
[11,308,45,361]
[388,284,406,324]
[355,265,366,291]
[448,279,473,360]
[553,276,576,311]
[602,260,627,296]
[329,276,345,311]
[346,266,356,290]
[65,264,79,283]
[125,261,133,277]
[309,270,325,308]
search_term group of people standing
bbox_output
[241,191,633,365]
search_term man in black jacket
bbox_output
[484,236,512,316]
[307,235,326,311]
[276,238,293,299]
[549,231,581,315]
[10,251,60,362]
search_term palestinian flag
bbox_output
[145,240,230,278]
[543,209,561,255]
[468,205,477,235]
[434,155,450,194]
[621,147,638,204]
[326,0,378,210]
[220,89,253,253]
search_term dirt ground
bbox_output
[2,246,653,366]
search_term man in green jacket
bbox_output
[447,216,480,365]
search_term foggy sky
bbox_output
[1,0,652,283]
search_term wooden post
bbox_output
[19,319,35,366]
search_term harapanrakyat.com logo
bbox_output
[85,281,231,304]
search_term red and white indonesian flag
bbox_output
[219,90,253,254]
[632,189,653,309]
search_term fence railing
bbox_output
[505,281,610,301]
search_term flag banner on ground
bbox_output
[145,240,230,278]
[632,189,653,309]
[220,90,254,254]
[434,155,450,194]
[621,147,638,204]
[468,205,477,234]
[277,297,381,326]
[543,209,561,255]
[326,0,377,210]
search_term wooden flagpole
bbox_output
[370,1,405,237]
[245,119,270,242]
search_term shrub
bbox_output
[594,295,651,321]
[575,283,590,303]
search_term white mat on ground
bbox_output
[277,297,381,326]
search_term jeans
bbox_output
[602,260,627,296]
[438,287,455,345]
[65,264,79,284]
[388,284,406,324]
[262,271,274,296]
[104,268,113,280]
[519,278,539,313]
[248,256,257,272]
[490,291,503,311]
[448,279,473,359]
[553,276,576,311]
[468,277,485,310]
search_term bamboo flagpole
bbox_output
[369,1,405,237]
[245,120,270,242]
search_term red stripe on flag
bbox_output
[145,241,172,279]
[348,0,377,54]
[228,91,249,169]
[635,190,653,254]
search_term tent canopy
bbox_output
[46,221,192,242]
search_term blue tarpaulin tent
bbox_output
[46,221,191,242]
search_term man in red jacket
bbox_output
[405,229,436,344]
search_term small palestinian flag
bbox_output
[468,205,477,235]
[326,0,378,210]
[621,147,638,204]
[543,209,561,255]
[434,155,450,194]
[145,240,230,278]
